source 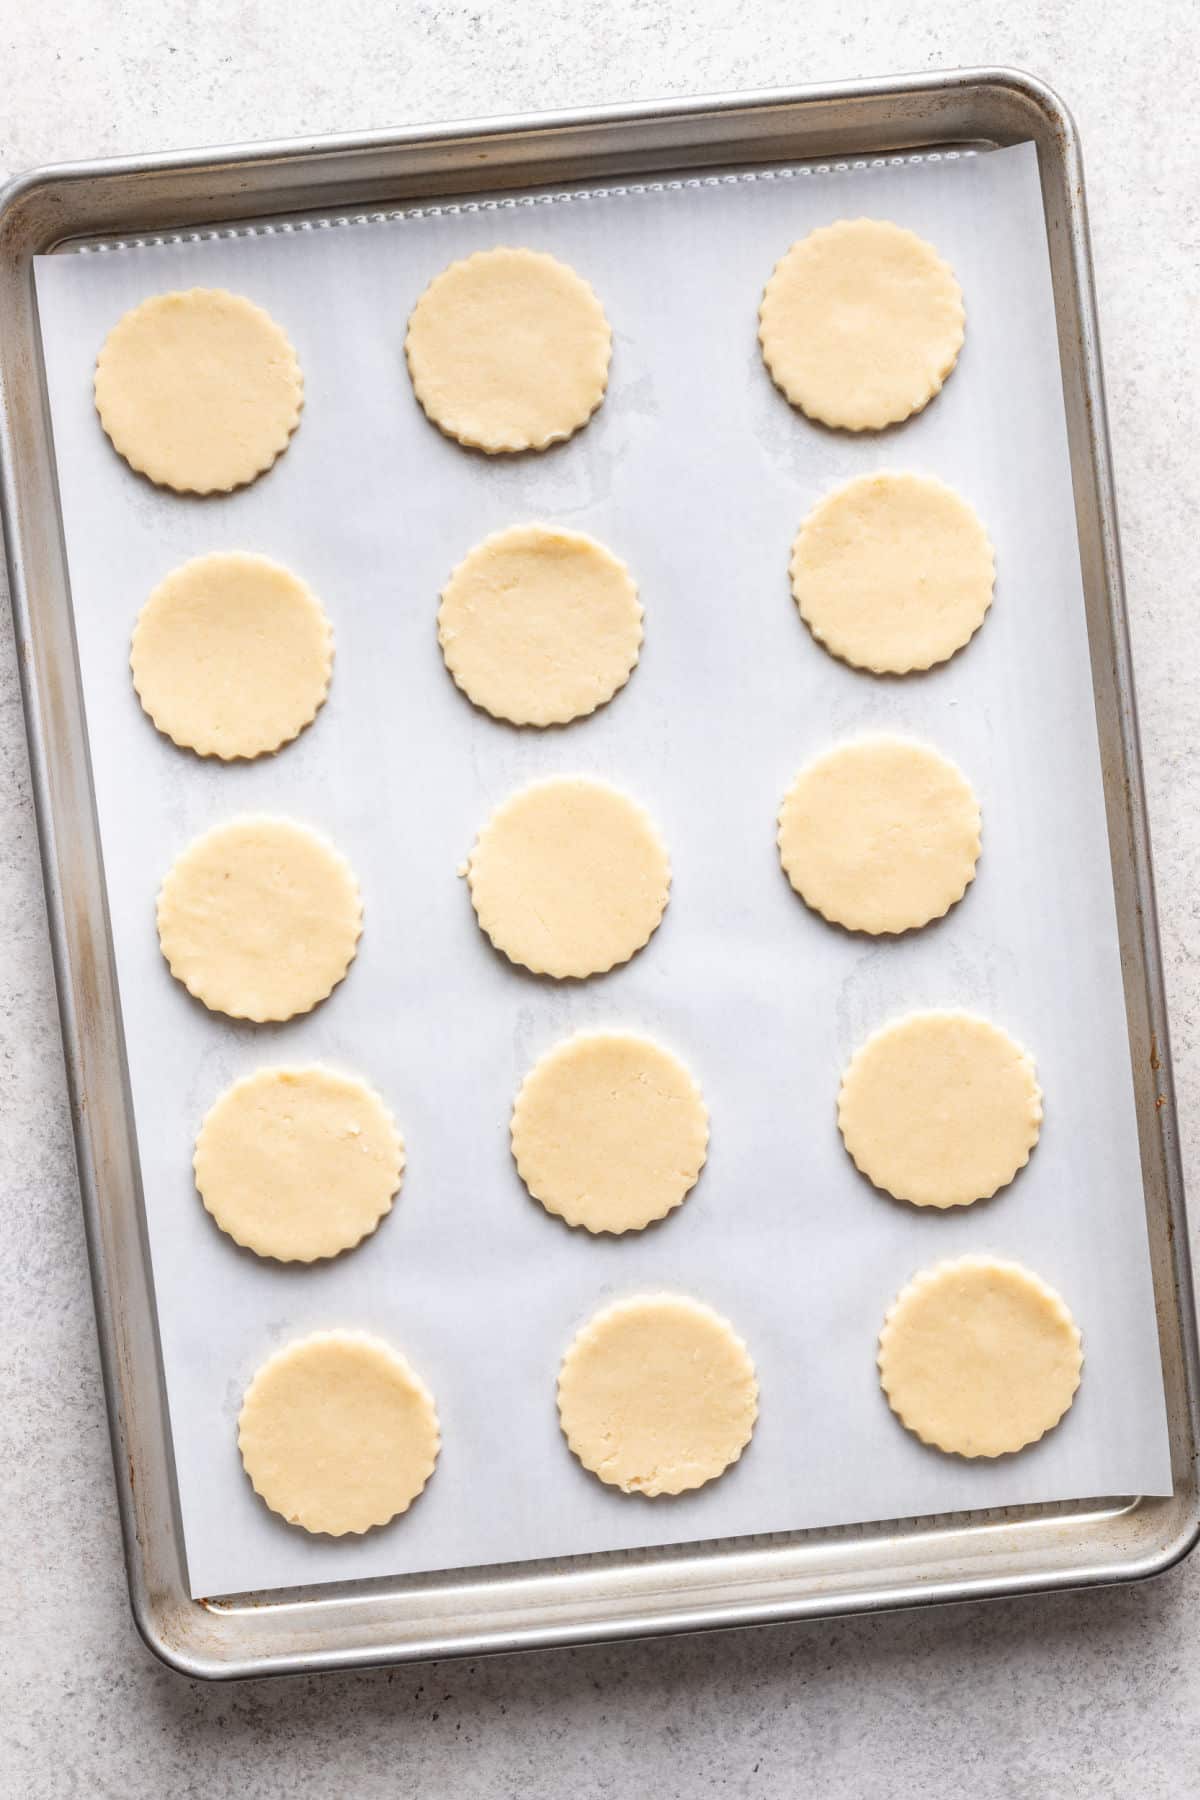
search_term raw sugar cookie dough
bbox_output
[194,1066,405,1261]
[94,288,303,492]
[557,1295,758,1495]
[466,776,670,977]
[131,553,333,758]
[759,219,964,430]
[778,736,980,934]
[878,1257,1083,1457]
[238,1332,440,1534]
[512,1032,709,1233]
[790,473,995,673]
[839,1012,1042,1208]
[405,247,612,453]
[439,525,642,725]
[157,816,362,1021]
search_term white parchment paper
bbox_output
[33,141,1172,1600]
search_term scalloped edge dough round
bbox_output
[758,218,964,431]
[94,287,303,492]
[405,247,612,453]
[157,815,362,1021]
[238,1332,440,1534]
[878,1257,1083,1458]
[512,1032,709,1234]
[557,1295,758,1495]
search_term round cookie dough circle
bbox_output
[878,1257,1082,1457]
[512,1033,709,1233]
[758,219,964,431]
[94,288,303,492]
[131,553,333,758]
[839,1011,1042,1209]
[157,816,362,1021]
[467,777,670,978]
[557,1295,758,1495]
[439,525,643,726]
[791,473,995,673]
[195,1066,405,1261]
[238,1332,440,1533]
[405,247,612,453]
[777,736,980,934]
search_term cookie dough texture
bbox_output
[157,816,362,1021]
[778,736,980,934]
[194,1066,405,1261]
[557,1295,758,1495]
[839,1011,1042,1209]
[759,219,964,430]
[467,777,670,977]
[94,288,303,492]
[512,1032,709,1233]
[131,552,333,758]
[791,473,994,673]
[238,1332,440,1534]
[878,1257,1083,1457]
[405,247,612,453]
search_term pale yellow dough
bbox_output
[777,736,980,934]
[759,218,964,430]
[557,1295,758,1495]
[839,1011,1042,1209]
[238,1332,440,1534]
[439,525,642,726]
[157,816,362,1021]
[405,247,612,453]
[194,1066,405,1261]
[466,776,670,978]
[791,473,995,674]
[878,1257,1083,1458]
[130,553,333,758]
[94,288,303,492]
[512,1033,708,1234]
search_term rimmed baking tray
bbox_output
[1,67,1196,1679]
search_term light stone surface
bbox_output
[1,4,1198,1793]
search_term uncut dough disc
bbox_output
[131,553,333,758]
[157,816,362,1021]
[94,288,303,492]
[759,218,964,430]
[777,736,980,934]
[557,1295,758,1495]
[194,1066,405,1261]
[512,1032,709,1234]
[405,247,612,453]
[466,776,670,978]
[439,524,642,726]
[790,473,995,674]
[878,1257,1083,1457]
[839,1011,1042,1209]
[238,1332,440,1534]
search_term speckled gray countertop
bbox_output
[2,5,1198,1794]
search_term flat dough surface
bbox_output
[778,736,980,934]
[194,1066,405,1261]
[759,218,964,430]
[405,247,611,453]
[557,1295,758,1495]
[439,524,642,725]
[94,287,303,492]
[238,1332,440,1534]
[791,473,994,673]
[131,552,333,758]
[878,1257,1082,1457]
[467,776,670,978]
[511,1032,709,1233]
[157,816,362,1021]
